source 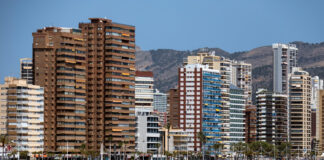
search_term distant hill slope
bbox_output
[135,48,230,92]
[135,42,324,103]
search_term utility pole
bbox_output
[42,146,44,160]
[67,140,69,160]
[274,143,276,160]
[109,141,111,160]
[18,139,20,160]
[186,137,189,160]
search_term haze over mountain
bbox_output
[135,41,324,103]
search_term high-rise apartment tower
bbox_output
[0,77,44,154]
[79,18,136,153]
[178,64,222,152]
[33,27,87,153]
[256,88,288,145]
[168,88,180,128]
[289,67,311,156]
[273,43,298,94]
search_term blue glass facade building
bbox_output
[202,71,223,149]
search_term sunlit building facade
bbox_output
[289,67,311,156]
[178,64,222,151]
[0,77,44,154]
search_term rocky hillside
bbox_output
[135,48,229,92]
[135,42,324,102]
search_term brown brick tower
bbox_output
[79,18,136,154]
[33,27,87,153]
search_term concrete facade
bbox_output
[256,88,288,145]
[229,85,245,144]
[272,43,298,94]
[0,77,44,154]
[289,67,311,156]
[135,111,160,154]
[178,64,222,152]
[20,58,33,84]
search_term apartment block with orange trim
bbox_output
[33,27,87,153]
[79,18,136,154]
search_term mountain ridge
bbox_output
[135,41,324,102]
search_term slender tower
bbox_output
[273,43,298,94]
[79,18,136,154]
[33,27,87,153]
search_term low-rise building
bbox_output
[135,111,160,154]
[245,105,257,143]
[160,127,189,154]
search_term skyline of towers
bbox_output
[1,16,324,159]
[31,18,137,154]
[183,51,252,151]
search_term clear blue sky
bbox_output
[0,0,324,81]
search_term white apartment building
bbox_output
[273,43,298,94]
[135,111,160,154]
[135,71,154,112]
[0,77,44,154]
[231,60,252,105]
[135,71,160,153]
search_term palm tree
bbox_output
[244,143,254,160]
[0,134,9,159]
[107,136,113,160]
[212,142,223,159]
[156,143,161,159]
[118,141,126,160]
[165,151,172,160]
[197,132,206,160]
[123,140,128,160]
[8,149,17,159]
[80,143,87,159]
[20,150,29,159]
[233,142,247,159]
[166,123,171,152]
[277,142,291,159]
